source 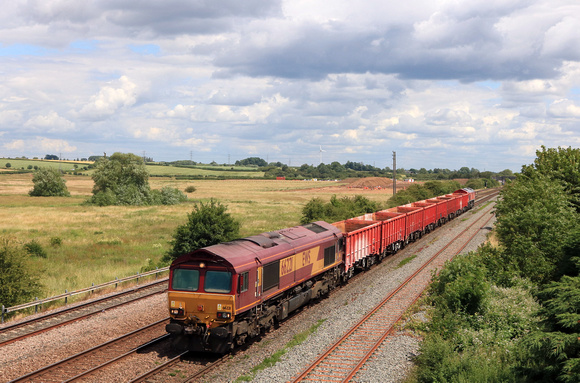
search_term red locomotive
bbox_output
[166,188,475,353]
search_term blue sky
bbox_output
[1,0,579,172]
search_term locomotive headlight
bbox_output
[217,312,231,319]
[171,308,184,316]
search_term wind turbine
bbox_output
[319,145,326,164]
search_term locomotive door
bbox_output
[255,258,262,299]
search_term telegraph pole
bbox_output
[392,151,396,196]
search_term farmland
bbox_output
[0,171,390,298]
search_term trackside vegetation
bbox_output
[0,237,42,309]
[161,199,240,264]
[409,146,580,383]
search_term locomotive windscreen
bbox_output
[204,271,232,293]
[172,269,199,291]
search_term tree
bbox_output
[520,146,580,211]
[162,199,240,263]
[88,152,152,206]
[0,237,42,313]
[44,154,59,160]
[494,173,577,284]
[301,195,380,224]
[29,168,70,197]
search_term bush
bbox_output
[50,237,62,247]
[184,185,196,193]
[301,195,380,224]
[24,240,48,258]
[151,186,188,205]
[0,237,42,311]
[87,153,151,206]
[162,199,240,264]
[29,168,70,197]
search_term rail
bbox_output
[1,267,169,323]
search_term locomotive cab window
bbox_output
[172,269,199,291]
[204,270,232,293]
[238,271,249,293]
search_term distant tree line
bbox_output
[231,157,513,181]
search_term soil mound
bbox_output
[348,177,393,188]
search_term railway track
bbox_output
[0,279,167,348]
[9,319,170,382]
[290,202,497,382]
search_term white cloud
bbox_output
[79,76,137,119]
[24,111,75,132]
[3,137,77,153]
[549,99,580,117]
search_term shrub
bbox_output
[301,195,380,224]
[50,237,62,247]
[151,186,188,205]
[0,237,42,313]
[29,168,71,197]
[162,199,240,264]
[184,185,196,193]
[24,240,48,258]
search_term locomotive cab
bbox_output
[166,259,237,353]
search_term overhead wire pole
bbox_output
[392,151,396,196]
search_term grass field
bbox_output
[0,172,391,298]
[0,158,265,178]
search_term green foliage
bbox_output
[162,199,240,263]
[494,173,578,284]
[86,153,187,206]
[465,178,499,189]
[5,163,11,168]
[24,240,48,258]
[514,237,580,382]
[88,152,152,206]
[0,237,42,311]
[413,251,539,383]
[150,186,188,205]
[235,157,268,167]
[184,185,196,193]
[387,180,460,207]
[29,167,71,197]
[520,145,580,211]
[300,195,381,224]
[50,237,62,246]
[430,255,489,316]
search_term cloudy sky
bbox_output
[1,0,579,172]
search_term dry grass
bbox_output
[0,174,392,297]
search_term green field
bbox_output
[0,158,265,178]
[0,173,383,300]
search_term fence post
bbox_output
[65,289,68,305]
[35,297,39,314]
[115,277,118,289]
[91,283,94,294]
[137,272,140,284]
[1,305,4,324]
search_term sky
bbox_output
[1,1,579,172]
